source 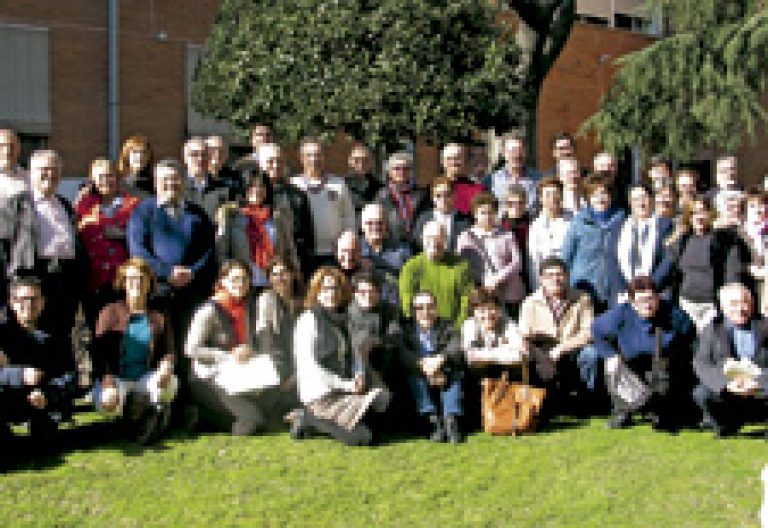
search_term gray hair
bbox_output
[361,202,385,224]
[154,158,183,178]
[385,151,413,173]
[440,142,465,161]
[718,282,752,307]
[183,136,207,156]
[258,143,281,167]
[30,149,62,170]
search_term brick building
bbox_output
[1,1,761,185]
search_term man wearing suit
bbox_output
[182,137,231,222]
[4,149,88,339]
[127,158,216,354]
[693,282,768,438]
[413,177,471,255]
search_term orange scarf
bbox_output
[217,295,247,346]
[241,205,275,270]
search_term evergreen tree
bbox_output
[192,0,527,149]
[582,0,768,160]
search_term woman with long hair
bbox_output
[117,135,155,197]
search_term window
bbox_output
[0,23,51,135]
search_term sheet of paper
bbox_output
[215,354,280,395]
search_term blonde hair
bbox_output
[117,135,154,176]
[114,257,157,295]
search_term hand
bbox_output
[548,346,563,363]
[28,389,46,409]
[23,368,43,386]
[354,373,366,394]
[727,377,758,396]
[0,351,8,368]
[169,266,193,288]
[100,386,120,412]
[232,344,252,363]
[427,372,447,387]
[157,358,174,387]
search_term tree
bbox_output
[507,0,576,162]
[582,0,768,160]
[192,0,527,150]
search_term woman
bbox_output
[91,258,177,444]
[217,170,299,289]
[76,158,141,329]
[117,135,155,197]
[290,267,390,446]
[562,175,626,312]
[374,151,429,249]
[527,176,571,291]
[667,196,750,330]
[456,192,525,316]
[185,260,291,435]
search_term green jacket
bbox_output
[399,253,473,327]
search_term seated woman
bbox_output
[461,288,525,430]
[217,168,299,290]
[591,276,696,431]
[91,258,177,444]
[456,192,525,317]
[185,260,289,435]
[401,290,465,443]
[290,267,390,446]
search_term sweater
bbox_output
[290,174,355,256]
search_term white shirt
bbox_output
[290,174,356,256]
[432,210,454,243]
[0,167,29,201]
[617,216,657,282]
[33,191,76,259]
[527,213,571,290]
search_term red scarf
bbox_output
[241,204,275,269]
[389,183,413,227]
[217,295,248,346]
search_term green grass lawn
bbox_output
[2,415,767,527]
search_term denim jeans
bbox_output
[407,372,463,417]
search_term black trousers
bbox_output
[692,383,768,431]
[34,258,82,341]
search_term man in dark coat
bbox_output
[693,282,768,438]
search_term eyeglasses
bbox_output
[12,296,40,304]
[390,165,411,171]
[433,192,452,198]
[413,304,435,311]
[188,151,207,158]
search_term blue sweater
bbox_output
[127,198,216,292]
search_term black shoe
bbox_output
[606,411,631,429]
[428,414,445,443]
[714,424,739,439]
[134,408,161,445]
[444,415,462,444]
[289,409,310,440]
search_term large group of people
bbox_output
[1,124,768,455]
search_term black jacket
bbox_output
[400,318,464,376]
[274,180,315,277]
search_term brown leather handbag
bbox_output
[481,361,546,435]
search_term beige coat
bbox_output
[518,287,594,355]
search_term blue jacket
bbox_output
[562,207,625,306]
[127,198,216,299]
[592,300,695,365]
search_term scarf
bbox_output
[217,295,248,346]
[241,204,275,269]
[389,183,413,227]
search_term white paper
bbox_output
[214,354,280,395]
[723,357,762,381]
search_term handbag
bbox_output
[481,361,546,435]
[606,327,664,412]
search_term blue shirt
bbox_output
[121,314,151,381]
[417,327,437,357]
[727,321,756,361]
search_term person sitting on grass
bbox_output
[186,260,291,435]
[401,290,465,444]
[0,276,78,447]
[91,257,177,444]
[290,266,390,446]
[693,283,768,439]
[592,276,696,432]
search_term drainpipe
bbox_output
[108,0,119,160]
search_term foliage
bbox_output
[3,416,768,526]
[583,0,768,160]
[192,0,527,149]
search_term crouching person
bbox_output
[693,283,768,438]
[593,277,695,431]
[402,291,465,443]
[0,276,78,447]
[91,258,177,444]
[518,257,594,418]
[290,267,390,446]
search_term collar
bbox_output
[157,197,185,209]
[32,190,57,204]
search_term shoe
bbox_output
[606,411,631,429]
[134,408,161,445]
[289,409,310,440]
[428,414,445,443]
[444,415,462,444]
[714,424,739,439]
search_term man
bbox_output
[527,178,572,291]
[593,151,629,211]
[647,155,672,191]
[290,138,356,272]
[693,283,768,438]
[469,144,490,182]
[442,143,483,216]
[127,158,216,351]
[0,128,30,303]
[518,257,594,414]
[557,156,583,216]
[0,276,78,443]
[484,133,539,212]
[542,132,577,177]
[675,168,699,212]
[182,137,231,221]
[336,230,364,278]
[250,124,274,156]
[5,149,87,339]
[206,135,243,200]
[590,276,696,430]
[375,151,429,249]
[359,203,412,306]
[413,177,471,255]
[258,143,314,279]
[708,154,742,212]
[399,220,474,327]
[345,143,382,216]
[400,290,464,443]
